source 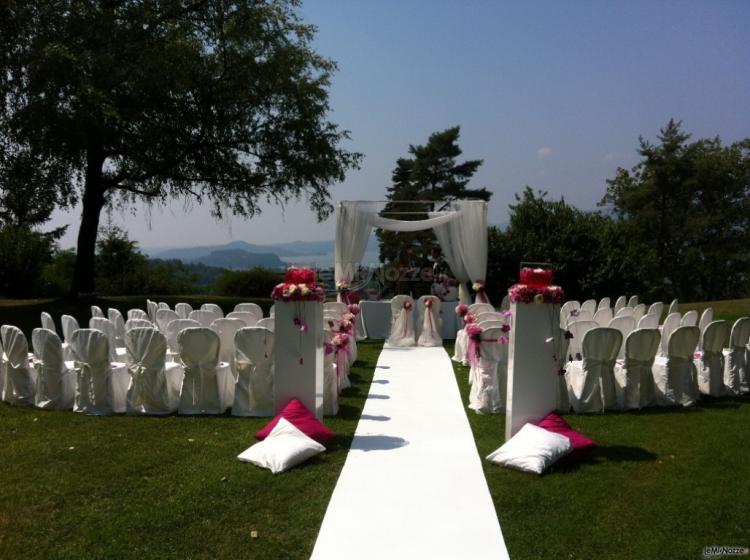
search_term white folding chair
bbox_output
[593,307,613,327]
[210,318,246,373]
[723,317,750,396]
[648,302,664,319]
[386,295,416,347]
[232,327,274,417]
[40,312,57,335]
[560,301,581,328]
[416,295,442,347]
[567,320,598,361]
[125,318,153,332]
[201,303,224,318]
[696,320,728,397]
[627,295,639,308]
[61,314,80,362]
[697,308,714,350]
[89,317,120,362]
[659,312,682,357]
[226,311,258,326]
[615,306,634,318]
[157,302,170,311]
[614,296,627,314]
[632,303,646,322]
[256,317,275,332]
[637,313,660,330]
[680,310,698,327]
[70,329,129,415]
[567,309,593,326]
[125,327,183,415]
[597,297,611,312]
[1,325,37,406]
[31,328,75,410]
[189,309,221,328]
[146,300,158,322]
[668,299,679,315]
[608,315,636,359]
[565,327,622,413]
[90,305,105,319]
[175,302,193,319]
[177,327,234,415]
[155,308,180,333]
[164,319,200,357]
[108,308,126,347]
[468,326,505,414]
[652,326,699,407]
[614,328,660,410]
[127,308,149,321]
[234,302,264,319]
[581,299,597,316]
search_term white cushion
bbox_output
[237,417,325,474]
[486,423,572,474]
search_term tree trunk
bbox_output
[69,149,106,298]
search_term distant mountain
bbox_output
[186,249,285,270]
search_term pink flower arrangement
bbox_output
[404,301,413,311]
[338,319,353,334]
[347,304,361,315]
[271,268,326,303]
[465,323,483,341]
[336,280,351,293]
[508,283,565,304]
[472,280,486,293]
[425,299,434,309]
[342,312,356,322]
[463,313,476,324]
[455,303,469,316]
[332,333,349,348]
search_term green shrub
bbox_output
[0,225,56,297]
[212,268,283,297]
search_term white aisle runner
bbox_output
[311,346,509,560]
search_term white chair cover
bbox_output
[567,309,593,326]
[60,314,79,362]
[475,311,503,323]
[31,328,75,410]
[175,302,193,319]
[189,309,221,328]
[697,308,714,350]
[637,314,660,330]
[468,303,494,315]
[567,320,598,361]
[324,302,348,315]
[90,305,105,318]
[107,308,126,347]
[125,327,183,415]
[234,302,264,319]
[164,319,200,356]
[648,302,664,318]
[89,317,119,362]
[500,295,510,311]
[560,301,581,327]
[201,303,224,318]
[723,317,750,395]
[386,295,416,347]
[478,320,504,330]
[615,306,634,318]
[256,318,275,332]
[565,327,621,413]
[127,309,149,321]
[680,310,698,327]
[468,326,505,414]
[157,302,170,310]
[269,304,275,317]
[1,325,37,406]
[125,318,153,331]
[696,320,728,397]
[632,303,646,322]
[608,315,636,359]
[210,318,246,373]
[416,295,442,347]
[452,323,468,365]
[226,311,258,326]
[70,329,129,415]
[614,296,627,313]
[593,308,613,327]
[177,327,234,414]
[653,326,699,407]
[627,295,639,308]
[155,309,180,333]
[597,297,611,312]
[581,299,597,315]
[232,327,274,417]
[146,300,158,322]
[659,313,682,357]
[614,328,660,410]
[668,299,679,315]
[41,312,57,335]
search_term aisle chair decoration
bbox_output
[467,324,510,414]
[452,303,470,363]
[336,279,352,304]
[505,265,567,439]
[331,332,351,392]
[271,267,326,419]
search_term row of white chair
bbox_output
[560,297,681,329]
[89,301,266,324]
[385,295,444,347]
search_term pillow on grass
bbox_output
[537,412,597,460]
[486,423,572,474]
[256,398,334,444]
[239,417,325,474]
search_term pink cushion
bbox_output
[256,399,335,445]
[537,412,597,460]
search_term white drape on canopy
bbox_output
[334,200,489,305]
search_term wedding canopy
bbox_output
[334,200,489,304]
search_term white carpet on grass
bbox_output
[311,346,509,560]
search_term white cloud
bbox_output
[537,146,552,160]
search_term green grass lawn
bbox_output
[0,340,382,560]
[448,342,750,560]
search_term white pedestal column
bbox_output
[505,302,561,440]
[274,301,324,419]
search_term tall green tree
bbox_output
[601,120,750,300]
[1,0,361,296]
[377,126,491,270]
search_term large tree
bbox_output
[1,0,360,296]
[601,120,750,300]
[377,126,491,269]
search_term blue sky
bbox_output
[50,0,750,250]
